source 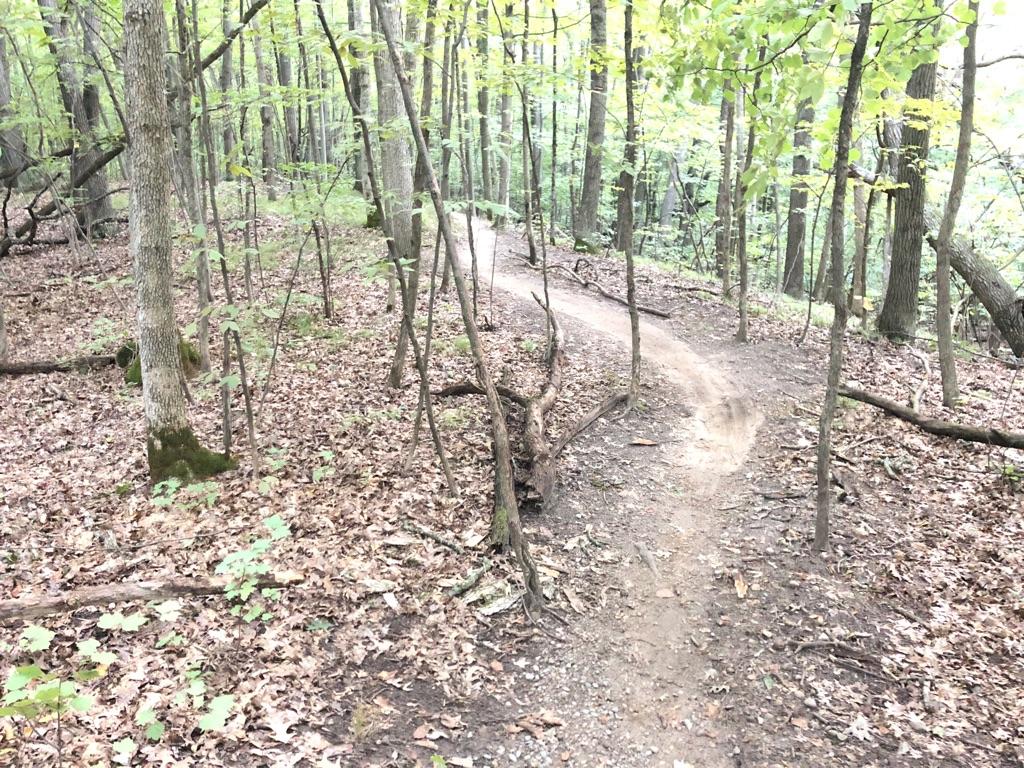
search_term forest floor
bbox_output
[1,209,1022,767]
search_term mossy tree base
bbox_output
[147,427,234,483]
[488,506,510,551]
[573,237,599,254]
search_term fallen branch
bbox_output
[839,384,1024,450]
[515,255,672,318]
[448,559,493,597]
[402,520,465,553]
[553,391,630,455]
[520,293,566,504]
[0,572,304,622]
[0,354,116,376]
[434,381,528,407]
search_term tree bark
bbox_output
[0,38,27,183]
[0,354,117,376]
[477,0,493,205]
[933,1,978,405]
[783,97,814,297]
[0,572,303,623]
[495,3,513,228]
[37,0,114,235]
[123,0,229,483]
[815,3,872,552]
[574,0,607,252]
[252,19,277,198]
[715,88,735,292]
[877,61,937,340]
[839,384,1024,450]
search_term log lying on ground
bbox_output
[515,255,672,319]
[0,572,304,623]
[839,384,1024,450]
[0,354,116,376]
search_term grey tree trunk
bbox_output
[275,23,299,166]
[38,0,114,234]
[171,0,212,373]
[877,61,937,340]
[252,20,277,199]
[476,0,493,204]
[714,89,735,292]
[783,98,814,297]
[0,298,7,364]
[123,0,228,483]
[933,1,977,406]
[348,0,370,196]
[574,0,607,252]
[220,0,235,169]
[815,3,872,552]
[495,2,513,227]
[370,0,414,318]
[0,36,27,181]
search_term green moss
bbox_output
[147,427,234,483]
[573,237,599,254]
[121,339,201,386]
[365,206,382,230]
[488,506,510,550]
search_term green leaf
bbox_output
[5,665,44,693]
[69,695,93,713]
[112,737,136,755]
[198,694,235,732]
[145,720,166,741]
[21,625,55,652]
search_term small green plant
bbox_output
[214,514,292,622]
[1001,463,1021,491]
[86,317,122,354]
[520,339,538,354]
[312,449,336,483]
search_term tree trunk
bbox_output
[252,20,277,199]
[783,98,813,297]
[934,2,978,405]
[388,0,437,387]
[370,0,415,320]
[877,61,937,340]
[476,0,493,205]
[38,0,114,235]
[618,0,640,403]
[548,8,558,242]
[815,3,872,552]
[220,0,235,170]
[123,0,229,483]
[495,3,513,227]
[0,37,27,182]
[574,0,607,252]
[659,149,683,227]
[850,161,867,317]
[736,51,764,342]
[715,88,735,292]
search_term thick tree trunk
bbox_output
[877,62,937,340]
[850,165,867,316]
[783,99,813,297]
[38,0,114,235]
[925,211,1024,358]
[0,38,27,182]
[275,25,299,166]
[814,3,872,552]
[123,0,229,483]
[574,0,607,252]
[715,89,735,291]
[348,0,370,195]
[0,354,116,376]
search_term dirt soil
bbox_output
[2,214,1021,768]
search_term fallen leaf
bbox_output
[734,572,748,599]
[630,437,658,446]
[562,586,586,614]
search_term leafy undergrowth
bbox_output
[0,215,619,765]
[511,234,1023,765]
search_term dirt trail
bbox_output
[464,220,763,766]
[468,219,761,490]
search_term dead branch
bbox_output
[520,293,566,504]
[553,392,630,455]
[402,521,465,553]
[0,572,304,623]
[0,354,116,376]
[839,384,1024,450]
[434,381,528,406]
[514,255,672,318]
